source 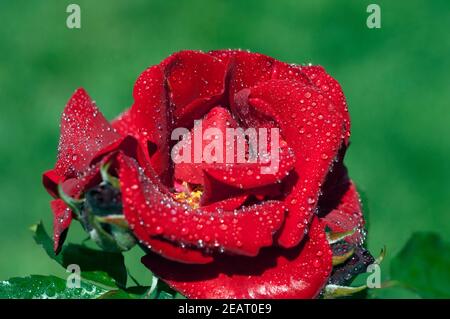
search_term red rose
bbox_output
[43,50,368,299]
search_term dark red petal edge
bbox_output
[50,199,73,253]
[316,146,366,244]
[112,66,170,178]
[301,65,351,145]
[162,50,230,127]
[173,105,296,190]
[115,153,213,264]
[118,153,285,258]
[142,216,332,299]
[173,106,240,185]
[234,80,345,248]
[321,181,365,245]
[43,169,63,198]
[54,88,121,178]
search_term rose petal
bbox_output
[112,66,170,179]
[210,50,275,111]
[43,168,99,200]
[321,181,365,245]
[44,138,139,200]
[301,65,350,144]
[42,169,64,198]
[173,106,239,185]
[204,142,295,189]
[272,61,312,84]
[54,88,121,178]
[118,154,285,257]
[145,238,214,264]
[209,50,311,106]
[162,51,229,127]
[174,105,295,191]
[142,217,332,299]
[111,109,132,137]
[235,80,345,248]
[111,170,211,264]
[200,174,283,209]
[200,173,248,207]
[201,194,248,211]
[317,151,365,244]
[51,199,73,253]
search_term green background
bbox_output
[0,0,449,292]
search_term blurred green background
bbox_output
[0,0,449,292]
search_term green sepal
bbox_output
[323,284,367,299]
[374,246,387,264]
[101,162,120,189]
[332,248,355,266]
[326,228,357,244]
[57,184,83,218]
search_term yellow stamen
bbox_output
[173,182,203,209]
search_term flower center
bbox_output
[172,181,203,209]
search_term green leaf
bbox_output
[323,284,367,299]
[0,275,108,299]
[100,162,120,189]
[28,222,184,299]
[157,291,177,299]
[61,244,127,287]
[148,280,184,299]
[98,286,149,299]
[368,285,421,299]
[32,222,127,287]
[390,232,450,298]
[30,222,61,263]
[80,271,117,288]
